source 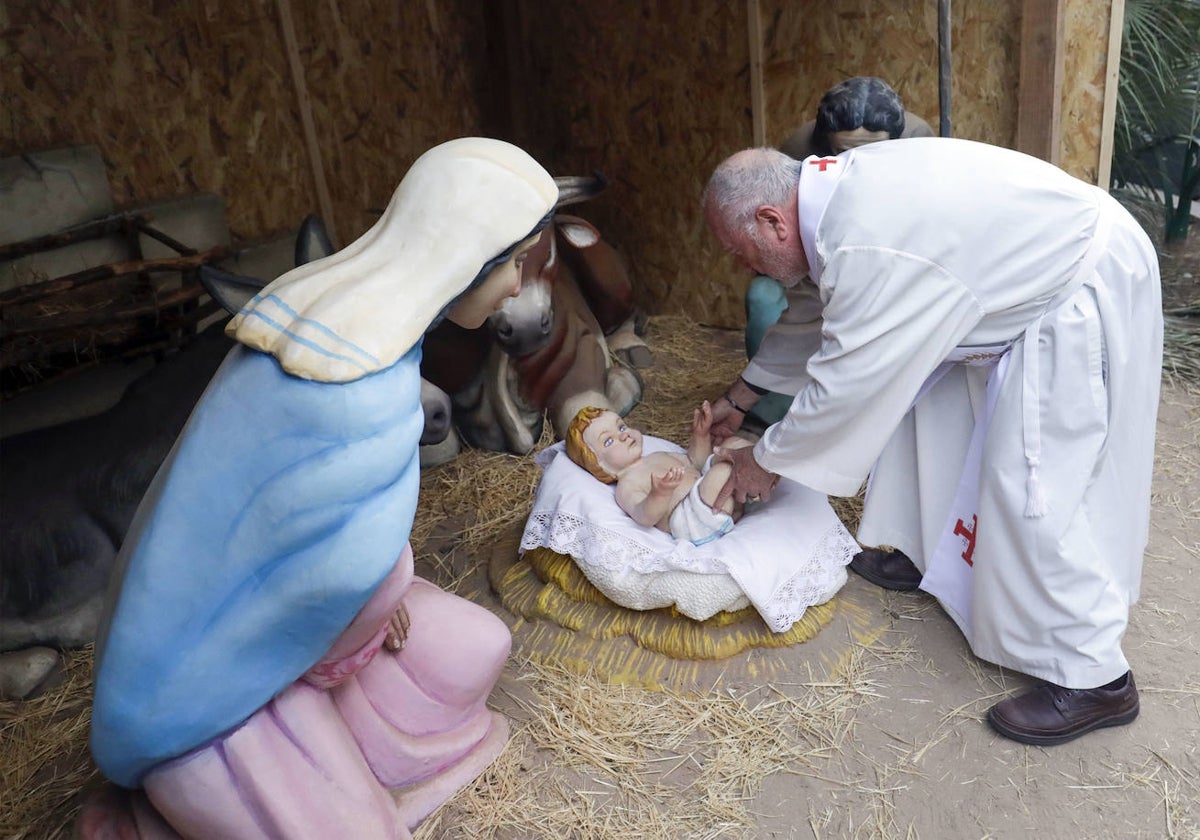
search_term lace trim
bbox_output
[748,522,858,632]
[520,510,727,575]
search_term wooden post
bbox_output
[1097,0,1125,188]
[1016,0,1066,164]
[938,0,953,137]
[746,0,766,147]
[277,0,340,247]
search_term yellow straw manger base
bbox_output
[487,528,839,693]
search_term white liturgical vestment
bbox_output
[750,138,1162,688]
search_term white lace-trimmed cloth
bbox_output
[520,438,860,632]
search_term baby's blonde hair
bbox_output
[565,406,617,484]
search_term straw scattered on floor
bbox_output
[0,647,102,840]
[415,639,902,840]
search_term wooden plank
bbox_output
[0,248,228,306]
[276,0,340,247]
[1097,0,1125,188]
[746,0,766,147]
[1016,0,1066,164]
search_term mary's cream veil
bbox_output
[229,137,558,382]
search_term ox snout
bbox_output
[489,298,554,358]
[493,312,552,354]
[419,379,453,446]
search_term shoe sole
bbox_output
[986,702,1140,746]
[848,560,921,592]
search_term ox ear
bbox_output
[199,266,267,316]
[556,215,601,249]
[295,214,336,266]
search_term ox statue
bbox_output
[423,174,652,454]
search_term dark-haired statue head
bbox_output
[811,76,906,156]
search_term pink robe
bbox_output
[79,544,511,840]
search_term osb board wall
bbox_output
[763,1,1021,150]
[1,0,492,249]
[504,2,753,329]
[3,1,1115,330]
[763,1,1115,185]
[517,0,1112,328]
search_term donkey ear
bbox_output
[295,214,336,266]
[199,266,266,316]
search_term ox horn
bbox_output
[553,172,608,209]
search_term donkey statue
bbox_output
[0,219,455,699]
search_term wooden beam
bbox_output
[277,0,339,247]
[746,0,766,146]
[1016,0,1066,164]
[1097,0,1125,188]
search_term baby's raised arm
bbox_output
[687,400,715,469]
[615,461,686,528]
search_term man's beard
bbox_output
[750,230,807,287]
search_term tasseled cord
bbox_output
[1024,457,1050,517]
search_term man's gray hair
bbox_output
[703,148,803,235]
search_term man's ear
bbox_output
[754,206,789,242]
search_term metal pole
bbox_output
[938,0,953,137]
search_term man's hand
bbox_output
[710,395,745,445]
[710,379,762,445]
[711,444,779,510]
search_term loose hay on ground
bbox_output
[414,424,552,563]
[1163,312,1200,385]
[415,642,899,840]
[0,647,101,840]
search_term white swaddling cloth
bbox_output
[668,455,735,545]
[520,438,859,632]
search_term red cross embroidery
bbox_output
[953,514,978,566]
[810,158,838,172]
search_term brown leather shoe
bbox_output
[987,672,1139,746]
[849,548,922,591]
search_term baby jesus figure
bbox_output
[564,402,753,545]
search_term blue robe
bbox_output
[90,342,424,788]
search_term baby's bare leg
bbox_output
[696,437,753,516]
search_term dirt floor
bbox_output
[1,220,1198,840]
[411,361,1200,840]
